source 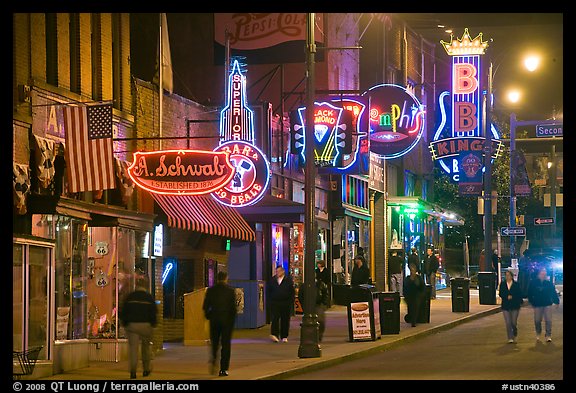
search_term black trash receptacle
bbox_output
[332,283,351,305]
[450,278,470,312]
[478,272,497,305]
[417,284,431,323]
[378,292,400,334]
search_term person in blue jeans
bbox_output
[498,269,523,343]
[528,267,560,342]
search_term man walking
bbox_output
[203,271,237,377]
[424,247,439,299]
[528,267,560,342]
[388,251,403,295]
[266,266,295,342]
[120,278,157,379]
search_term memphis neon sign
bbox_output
[362,84,426,159]
[429,29,502,182]
[129,59,270,208]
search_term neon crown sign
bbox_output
[128,59,270,207]
[429,28,503,184]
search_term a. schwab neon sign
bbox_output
[128,60,271,207]
[429,28,503,182]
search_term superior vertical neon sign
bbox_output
[220,60,255,144]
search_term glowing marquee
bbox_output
[362,84,426,159]
[127,150,235,195]
[289,97,368,173]
[430,29,503,183]
[129,59,270,208]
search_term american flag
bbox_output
[63,104,115,193]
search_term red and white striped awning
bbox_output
[151,194,255,242]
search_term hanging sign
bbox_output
[128,59,270,208]
[362,84,426,159]
[429,28,503,184]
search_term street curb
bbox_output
[256,305,502,380]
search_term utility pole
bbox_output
[483,61,494,266]
[298,12,321,359]
[509,113,517,258]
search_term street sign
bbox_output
[534,217,555,226]
[500,227,526,236]
[536,124,562,138]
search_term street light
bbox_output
[507,90,521,104]
[524,55,540,72]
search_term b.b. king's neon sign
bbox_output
[429,28,502,183]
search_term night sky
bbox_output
[130,13,563,122]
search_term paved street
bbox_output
[286,300,563,380]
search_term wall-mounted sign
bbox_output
[154,224,163,256]
[127,150,235,195]
[429,29,503,184]
[289,96,369,174]
[361,84,426,159]
[128,59,270,210]
[212,141,271,207]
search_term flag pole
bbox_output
[159,13,164,150]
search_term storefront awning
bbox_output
[238,194,305,223]
[151,194,255,242]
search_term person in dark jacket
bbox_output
[408,247,420,274]
[299,278,330,342]
[120,278,157,379]
[491,249,500,273]
[315,260,331,288]
[202,271,237,377]
[403,263,425,327]
[266,266,295,342]
[423,247,439,299]
[351,256,370,286]
[498,269,523,343]
[388,251,404,295]
[528,267,560,342]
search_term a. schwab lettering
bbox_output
[127,150,235,195]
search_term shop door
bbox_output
[13,240,53,361]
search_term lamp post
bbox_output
[483,61,493,270]
[298,12,321,359]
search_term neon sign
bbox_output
[220,60,254,144]
[289,97,368,174]
[362,84,425,159]
[430,29,503,184]
[128,59,270,209]
[162,262,174,285]
[212,140,270,207]
[127,150,235,195]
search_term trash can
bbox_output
[332,283,351,305]
[417,284,431,323]
[450,277,470,312]
[478,272,497,305]
[347,285,380,341]
[378,292,400,334]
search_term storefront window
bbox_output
[55,216,88,341]
[87,227,148,339]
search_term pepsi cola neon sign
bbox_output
[362,84,426,159]
[129,59,270,207]
[429,29,502,182]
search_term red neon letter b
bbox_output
[455,102,477,132]
[454,63,478,95]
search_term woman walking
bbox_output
[498,270,523,343]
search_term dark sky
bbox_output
[398,13,563,121]
[131,13,563,122]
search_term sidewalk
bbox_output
[40,289,501,380]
